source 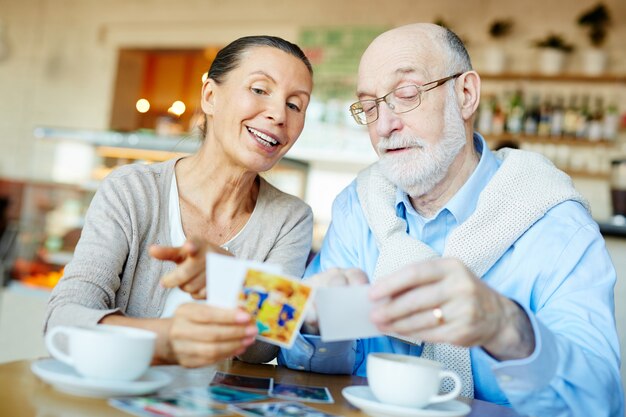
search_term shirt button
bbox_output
[498,375,513,383]
[318,348,327,353]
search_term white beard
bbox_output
[377,90,467,198]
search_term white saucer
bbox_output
[31,358,173,398]
[342,386,471,417]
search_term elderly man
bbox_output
[279,23,623,416]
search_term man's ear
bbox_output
[200,79,217,115]
[456,71,480,121]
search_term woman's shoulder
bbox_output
[98,159,177,194]
[104,159,175,182]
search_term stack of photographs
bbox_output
[109,372,337,417]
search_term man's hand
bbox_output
[150,238,230,299]
[369,258,535,361]
[303,268,369,335]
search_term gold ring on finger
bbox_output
[432,307,445,326]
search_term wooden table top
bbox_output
[0,359,522,417]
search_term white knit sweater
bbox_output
[356,147,588,398]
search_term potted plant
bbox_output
[577,3,611,75]
[484,19,514,74]
[533,33,574,75]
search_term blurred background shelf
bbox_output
[480,73,626,83]
[33,127,201,155]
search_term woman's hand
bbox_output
[100,304,257,368]
[167,303,258,367]
[150,238,231,299]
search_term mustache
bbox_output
[377,134,427,153]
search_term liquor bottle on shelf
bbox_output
[576,95,591,139]
[603,99,619,141]
[506,90,524,135]
[550,96,565,138]
[563,95,579,137]
[537,95,553,137]
[587,97,604,142]
[523,94,541,136]
[492,96,506,136]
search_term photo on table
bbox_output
[230,401,340,417]
[239,269,314,348]
[270,383,334,403]
[176,385,270,404]
[210,371,274,393]
[109,396,226,417]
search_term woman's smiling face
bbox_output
[201,46,313,173]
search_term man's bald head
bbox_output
[359,23,471,84]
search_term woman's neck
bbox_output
[174,148,259,224]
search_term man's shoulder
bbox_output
[526,199,600,243]
[331,179,362,216]
[544,199,595,227]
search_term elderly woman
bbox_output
[44,35,314,368]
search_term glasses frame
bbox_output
[349,72,463,125]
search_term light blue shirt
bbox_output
[280,134,624,417]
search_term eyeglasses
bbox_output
[349,73,463,125]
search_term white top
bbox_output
[160,172,193,317]
[159,172,257,317]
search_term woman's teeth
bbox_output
[248,127,278,147]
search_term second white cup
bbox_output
[45,324,156,381]
[367,353,462,408]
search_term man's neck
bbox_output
[408,140,480,218]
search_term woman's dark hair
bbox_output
[197,35,313,137]
[209,35,312,83]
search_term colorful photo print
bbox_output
[210,371,273,393]
[270,383,334,404]
[239,269,313,348]
[230,401,339,417]
[109,396,225,417]
[176,385,269,404]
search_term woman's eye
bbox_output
[287,103,301,112]
[251,87,267,95]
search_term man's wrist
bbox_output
[484,298,535,361]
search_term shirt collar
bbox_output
[395,133,499,224]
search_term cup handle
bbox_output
[45,326,75,367]
[429,370,462,404]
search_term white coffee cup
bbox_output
[45,324,156,381]
[367,353,462,408]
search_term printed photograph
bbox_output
[210,371,273,393]
[177,385,269,404]
[109,396,225,417]
[230,401,340,417]
[270,383,334,403]
[239,269,313,348]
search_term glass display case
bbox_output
[3,127,309,291]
